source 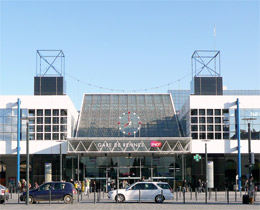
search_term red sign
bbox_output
[150,141,162,147]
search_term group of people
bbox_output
[70,178,91,195]
[18,179,39,192]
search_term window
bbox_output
[207,117,213,123]
[199,117,205,123]
[45,109,51,116]
[61,109,67,116]
[191,125,198,131]
[199,125,206,131]
[37,117,43,124]
[143,183,157,190]
[132,184,143,190]
[37,109,43,116]
[45,125,51,132]
[215,109,221,115]
[157,183,170,190]
[53,125,59,132]
[53,117,59,124]
[191,133,198,139]
[37,133,43,140]
[53,183,66,190]
[215,133,222,139]
[215,125,221,131]
[191,109,198,115]
[207,125,213,131]
[223,133,229,139]
[61,117,67,124]
[53,109,59,116]
[199,133,206,139]
[53,133,59,140]
[37,125,43,132]
[215,117,221,123]
[45,117,51,124]
[207,109,213,115]
[29,119,35,125]
[199,109,205,115]
[207,133,214,139]
[39,183,51,191]
[29,109,35,117]
[60,125,67,132]
[45,133,51,140]
[191,117,198,123]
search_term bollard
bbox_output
[103,189,104,199]
[77,189,79,203]
[88,190,89,199]
[205,187,207,204]
[215,188,217,201]
[116,188,118,204]
[209,188,211,200]
[139,189,141,204]
[18,189,20,204]
[10,186,13,199]
[179,187,181,198]
[72,189,73,205]
[49,188,51,205]
[183,188,185,204]
[161,189,163,202]
[81,190,83,202]
[225,188,227,199]
[227,189,229,203]
[240,189,242,198]
[195,188,197,201]
[190,188,192,200]
[4,189,6,205]
[176,188,178,201]
[235,187,237,202]
[94,189,96,204]
[254,190,256,202]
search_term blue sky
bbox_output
[0,0,259,110]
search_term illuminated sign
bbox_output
[150,141,162,147]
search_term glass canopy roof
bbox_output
[76,94,181,137]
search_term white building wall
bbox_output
[0,95,78,155]
[179,95,260,154]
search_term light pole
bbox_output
[23,119,29,205]
[242,118,256,177]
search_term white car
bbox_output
[108,182,173,203]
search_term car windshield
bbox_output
[0,184,5,189]
[157,183,171,190]
[126,183,136,190]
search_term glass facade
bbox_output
[28,109,68,140]
[77,94,181,137]
[168,89,260,112]
[229,108,260,140]
[0,108,28,141]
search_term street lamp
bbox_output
[242,118,257,177]
[21,118,30,205]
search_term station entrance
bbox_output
[67,137,191,191]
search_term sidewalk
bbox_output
[1,191,259,210]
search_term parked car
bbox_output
[20,182,77,204]
[0,184,9,204]
[108,182,173,203]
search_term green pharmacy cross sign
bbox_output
[194,154,201,162]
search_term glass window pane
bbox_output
[37,109,43,116]
[207,109,213,115]
[199,109,205,115]
[45,109,51,116]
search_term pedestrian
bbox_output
[197,179,202,193]
[34,182,39,189]
[182,179,187,192]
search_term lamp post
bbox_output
[242,118,256,177]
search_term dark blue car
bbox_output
[20,182,77,204]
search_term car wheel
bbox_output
[115,194,125,203]
[64,195,73,204]
[155,195,164,203]
[28,196,34,204]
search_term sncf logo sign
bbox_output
[150,141,162,147]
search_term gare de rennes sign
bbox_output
[96,140,162,149]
